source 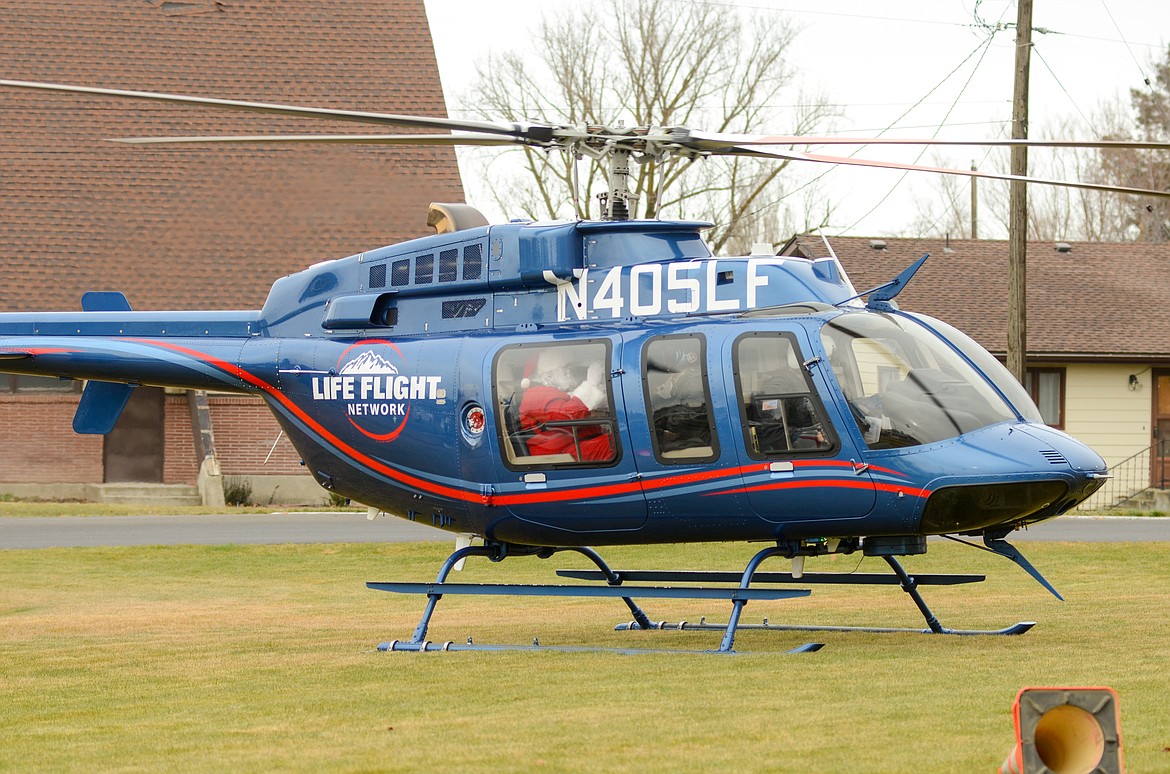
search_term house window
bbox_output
[0,374,80,394]
[1025,368,1065,429]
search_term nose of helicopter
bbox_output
[914,421,1108,535]
[1014,423,1108,474]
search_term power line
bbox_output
[659,0,1167,50]
[1031,45,1097,136]
[721,29,1003,237]
[835,32,1000,235]
[1098,0,1155,88]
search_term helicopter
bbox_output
[2,78,1169,654]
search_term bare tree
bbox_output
[461,0,835,252]
[1106,46,1170,242]
[1001,46,1170,243]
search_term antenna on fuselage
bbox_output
[833,253,930,311]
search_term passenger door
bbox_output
[490,336,647,533]
[617,331,737,538]
[724,329,876,524]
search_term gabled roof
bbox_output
[780,234,1170,361]
[0,0,464,312]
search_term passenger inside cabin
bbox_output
[518,348,614,462]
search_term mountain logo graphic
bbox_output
[339,351,399,375]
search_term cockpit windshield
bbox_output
[820,312,1019,449]
[903,312,1045,424]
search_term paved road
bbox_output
[1,512,1168,549]
[0,512,449,549]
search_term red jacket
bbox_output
[518,385,614,462]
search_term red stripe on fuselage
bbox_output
[135,339,484,504]
[129,339,918,507]
[721,478,931,499]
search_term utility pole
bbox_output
[970,161,978,239]
[1007,0,1033,384]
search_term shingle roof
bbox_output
[0,0,464,312]
[780,234,1170,361]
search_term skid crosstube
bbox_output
[555,570,985,585]
[595,555,1033,637]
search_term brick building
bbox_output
[0,1,464,503]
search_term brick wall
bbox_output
[164,394,306,484]
[2,392,307,485]
[0,395,104,483]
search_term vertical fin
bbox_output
[73,381,136,435]
[81,291,132,312]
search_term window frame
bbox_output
[641,333,719,465]
[732,331,838,460]
[491,339,621,470]
[1025,366,1066,429]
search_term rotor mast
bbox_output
[601,147,636,221]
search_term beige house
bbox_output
[780,235,1170,509]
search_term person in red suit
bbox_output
[519,349,613,462]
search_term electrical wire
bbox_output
[1098,0,1154,89]
[725,30,1002,236]
[913,126,1004,239]
[834,31,998,235]
[1032,45,1097,136]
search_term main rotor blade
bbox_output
[726,145,1170,199]
[692,130,1170,152]
[0,79,555,142]
[110,133,525,147]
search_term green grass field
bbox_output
[2,539,1168,772]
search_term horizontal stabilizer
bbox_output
[73,381,136,435]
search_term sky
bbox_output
[422,0,1170,239]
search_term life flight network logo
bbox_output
[310,340,443,442]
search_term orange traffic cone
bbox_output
[999,687,1122,774]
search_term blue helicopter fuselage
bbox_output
[0,219,1106,547]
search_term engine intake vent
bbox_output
[1039,449,1067,465]
[442,298,487,319]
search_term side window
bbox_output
[493,341,618,467]
[644,335,717,463]
[734,333,833,457]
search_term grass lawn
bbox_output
[2,540,1168,772]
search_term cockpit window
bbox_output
[734,333,834,458]
[904,313,1044,424]
[821,313,1018,449]
[493,341,618,468]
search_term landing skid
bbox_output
[367,541,823,654]
[376,639,825,655]
[616,618,1035,637]
[595,555,1034,637]
[367,541,1038,652]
